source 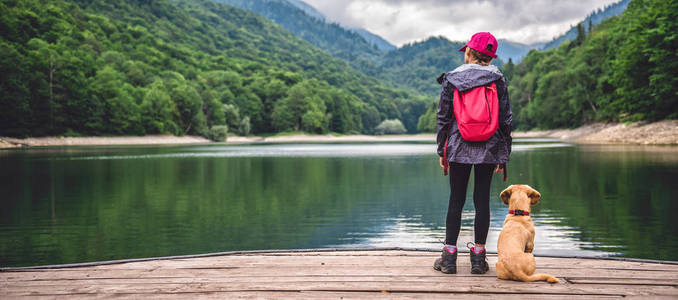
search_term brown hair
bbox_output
[469,48,493,65]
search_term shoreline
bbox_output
[511,120,678,145]
[0,134,434,149]
[2,121,677,149]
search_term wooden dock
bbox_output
[2,249,677,299]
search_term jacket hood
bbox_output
[444,64,504,92]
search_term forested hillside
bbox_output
[216,0,474,97]
[508,0,677,130]
[215,0,384,77]
[0,0,427,137]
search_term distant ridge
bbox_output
[351,28,396,51]
[281,0,396,51]
[497,39,545,63]
[541,0,630,50]
[283,0,326,21]
[217,0,396,53]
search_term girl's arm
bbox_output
[436,75,453,157]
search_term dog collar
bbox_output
[509,209,529,216]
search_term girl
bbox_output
[433,32,512,274]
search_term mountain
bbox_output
[283,0,326,21]
[281,0,395,51]
[215,0,477,97]
[497,39,545,63]
[0,0,424,137]
[351,28,396,51]
[541,0,630,50]
[380,37,466,96]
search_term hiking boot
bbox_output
[470,247,489,274]
[433,246,457,274]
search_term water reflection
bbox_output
[1,140,677,267]
[53,141,570,160]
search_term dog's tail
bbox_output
[515,271,559,283]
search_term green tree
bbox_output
[0,40,32,137]
[140,80,178,134]
[238,116,251,136]
[502,58,515,82]
[206,125,228,141]
[171,84,205,135]
[360,105,381,134]
[416,101,437,133]
[374,119,406,135]
[90,66,143,134]
[272,80,327,132]
[301,110,326,133]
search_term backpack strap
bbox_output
[443,135,449,176]
[503,164,507,182]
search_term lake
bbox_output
[1,139,677,267]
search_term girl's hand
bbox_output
[494,164,504,174]
[439,157,447,169]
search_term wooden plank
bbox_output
[6,274,678,285]
[0,281,639,296]
[4,277,678,297]
[0,291,625,300]
[566,277,678,286]
[243,250,440,256]
[3,269,675,285]
[6,267,678,283]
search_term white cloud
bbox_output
[303,0,620,46]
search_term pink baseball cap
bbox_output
[458,32,498,59]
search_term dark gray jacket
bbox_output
[436,64,512,164]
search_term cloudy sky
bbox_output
[303,0,620,46]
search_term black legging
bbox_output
[445,162,494,245]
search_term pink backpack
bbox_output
[443,83,500,176]
[453,83,499,141]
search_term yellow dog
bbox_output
[496,185,559,283]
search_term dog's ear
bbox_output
[500,185,513,205]
[525,185,541,205]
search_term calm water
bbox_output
[1,139,678,267]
